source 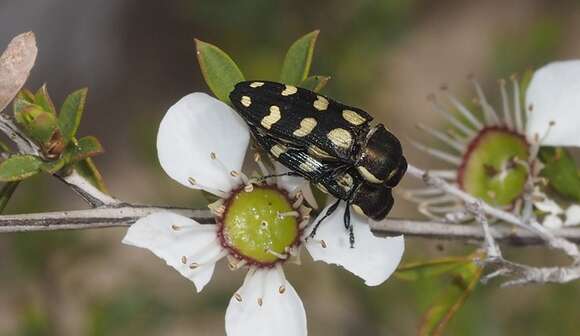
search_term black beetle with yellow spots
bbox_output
[230,81,407,247]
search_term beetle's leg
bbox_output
[308,199,341,240]
[343,203,355,248]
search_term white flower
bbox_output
[122,93,404,336]
[405,65,580,226]
[526,60,580,148]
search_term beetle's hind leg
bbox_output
[343,203,355,248]
[308,199,340,240]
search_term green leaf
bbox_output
[0,181,19,213]
[69,136,104,162]
[419,254,483,336]
[195,39,245,104]
[34,84,56,114]
[59,88,87,142]
[395,256,473,281]
[539,147,580,202]
[13,90,35,117]
[280,30,319,85]
[74,158,108,193]
[40,156,67,174]
[0,155,43,181]
[300,75,330,92]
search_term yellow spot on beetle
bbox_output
[241,96,252,107]
[261,106,282,129]
[352,204,366,217]
[327,128,352,149]
[357,166,383,183]
[293,118,317,137]
[342,109,366,125]
[270,144,287,158]
[281,85,298,96]
[313,96,329,111]
[250,82,264,88]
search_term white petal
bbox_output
[157,93,250,192]
[305,202,404,286]
[225,269,307,336]
[564,204,580,226]
[542,214,563,230]
[533,196,563,215]
[122,212,223,292]
[526,60,580,147]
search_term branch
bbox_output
[405,164,580,260]
[55,170,121,207]
[370,218,580,245]
[0,205,211,232]
[2,204,580,248]
[468,200,580,285]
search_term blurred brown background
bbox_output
[1,0,580,335]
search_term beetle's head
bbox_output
[351,182,394,221]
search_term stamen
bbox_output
[275,264,287,294]
[471,79,501,125]
[265,248,288,260]
[428,170,457,180]
[299,182,319,209]
[430,96,477,138]
[445,93,483,130]
[211,204,226,217]
[208,198,224,212]
[254,152,271,178]
[257,272,265,307]
[228,256,247,271]
[417,123,466,152]
[188,177,197,186]
[511,75,524,133]
[278,211,300,219]
[184,244,227,270]
[232,268,257,304]
[292,192,304,208]
[244,183,254,193]
[410,140,462,166]
[210,152,236,189]
[303,238,327,248]
[172,224,216,233]
[499,79,513,129]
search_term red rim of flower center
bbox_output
[457,126,529,191]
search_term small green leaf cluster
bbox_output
[0,85,104,184]
[195,30,329,105]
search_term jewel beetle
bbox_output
[229,81,407,246]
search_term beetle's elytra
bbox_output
[229,80,407,246]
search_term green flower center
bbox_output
[459,127,529,206]
[219,186,300,266]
